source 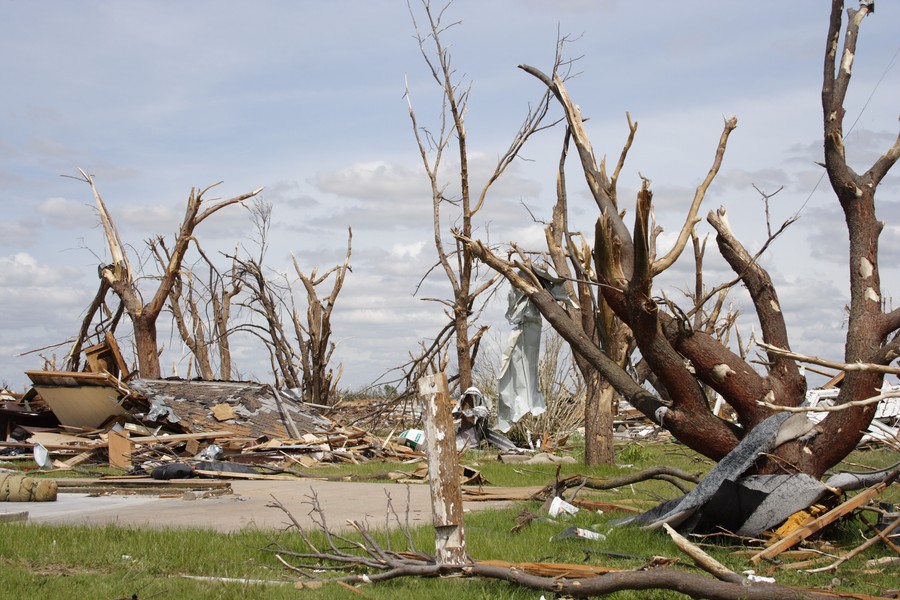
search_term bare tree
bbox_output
[405,0,553,393]
[150,238,214,380]
[76,170,262,379]
[232,201,301,388]
[463,0,899,478]
[289,229,352,405]
[196,243,243,380]
[232,200,351,404]
[150,238,244,380]
[541,122,643,465]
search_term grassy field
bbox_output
[1,441,898,599]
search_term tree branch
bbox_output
[652,116,737,276]
[757,341,900,375]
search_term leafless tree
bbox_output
[232,201,301,388]
[232,200,351,404]
[75,171,262,379]
[462,0,899,478]
[150,238,244,380]
[288,229,352,405]
[404,0,554,393]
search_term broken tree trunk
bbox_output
[418,372,468,566]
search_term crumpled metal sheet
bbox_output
[619,413,793,530]
[496,286,546,432]
[735,473,828,536]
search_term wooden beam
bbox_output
[130,430,236,443]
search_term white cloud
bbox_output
[391,240,426,259]
[314,161,429,203]
[0,253,81,287]
[38,197,96,230]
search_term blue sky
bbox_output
[1,1,898,392]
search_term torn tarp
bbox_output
[497,285,549,432]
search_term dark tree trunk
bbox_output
[133,315,160,379]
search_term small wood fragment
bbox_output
[211,404,237,421]
[107,430,132,469]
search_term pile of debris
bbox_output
[1,347,426,480]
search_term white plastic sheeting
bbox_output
[496,285,546,432]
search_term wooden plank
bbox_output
[192,470,297,481]
[27,431,95,446]
[55,478,229,489]
[130,431,236,443]
[104,332,129,377]
[0,441,107,452]
[25,370,121,387]
[570,498,643,514]
[107,430,132,469]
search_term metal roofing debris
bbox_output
[127,379,333,440]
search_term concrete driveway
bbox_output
[2,479,528,532]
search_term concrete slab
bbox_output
[0,479,520,532]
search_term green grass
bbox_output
[1,442,897,599]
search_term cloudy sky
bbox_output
[1,1,898,393]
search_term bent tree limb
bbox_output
[532,466,703,500]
